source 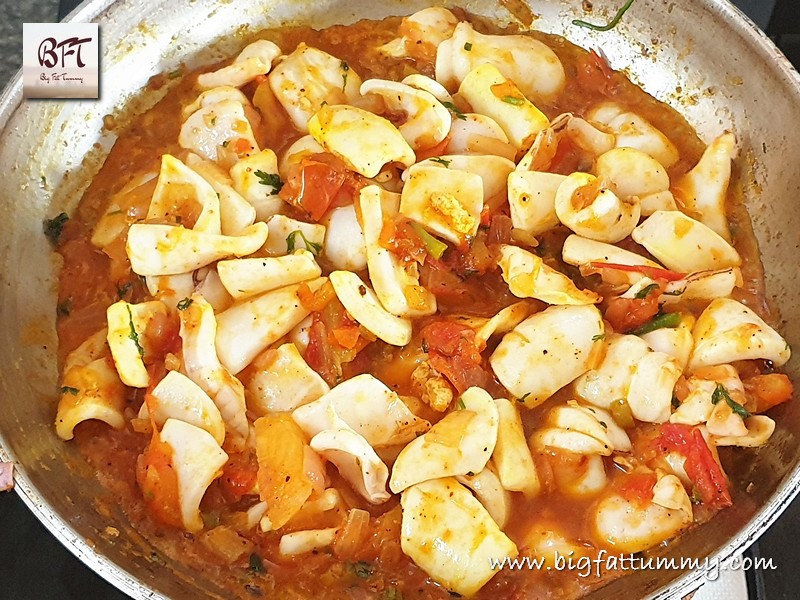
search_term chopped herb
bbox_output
[457,398,466,410]
[168,68,183,79]
[711,383,752,419]
[248,553,265,574]
[57,299,72,317]
[348,560,374,579]
[671,393,681,409]
[501,95,525,106]
[441,101,466,120]
[341,61,350,89]
[662,289,684,296]
[116,281,133,300]
[379,587,404,600]
[463,42,473,51]
[409,222,448,259]
[126,305,145,358]
[286,230,322,256]
[43,212,69,246]
[221,140,230,148]
[592,333,605,341]
[60,386,79,395]
[634,283,660,299]
[429,157,451,167]
[176,297,193,311]
[573,0,636,32]
[518,392,531,403]
[254,170,283,195]
[630,311,681,336]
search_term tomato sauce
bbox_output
[54,12,776,600]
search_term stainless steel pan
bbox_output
[1,1,799,598]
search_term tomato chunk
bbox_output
[604,295,660,333]
[280,153,365,221]
[421,320,488,393]
[744,373,794,414]
[658,423,732,510]
[136,431,183,528]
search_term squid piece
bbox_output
[566,116,616,157]
[279,528,339,557]
[106,300,168,388]
[310,427,391,504]
[399,164,483,244]
[640,313,695,369]
[662,268,742,305]
[498,245,601,305]
[507,171,566,236]
[673,367,749,437]
[181,86,250,120]
[468,301,534,349]
[402,73,454,103]
[490,304,604,407]
[263,214,325,257]
[217,251,321,300]
[361,79,451,150]
[179,294,249,449]
[308,104,415,178]
[561,234,663,286]
[587,102,680,168]
[631,211,741,273]
[148,154,221,234]
[400,477,517,597]
[228,149,284,222]
[574,334,682,424]
[195,268,234,312]
[147,370,226,445]
[292,373,429,448]
[457,64,550,149]
[319,205,368,272]
[179,99,260,162]
[591,489,692,553]
[594,147,675,216]
[358,185,437,317]
[414,154,514,202]
[532,402,631,456]
[215,278,323,373]
[277,135,325,178]
[91,171,157,249]
[379,7,459,61]
[329,270,412,346]
[651,473,694,523]
[389,387,498,493]
[269,43,363,133]
[521,524,589,568]
[56,356,126,441]
[444,113,516,160]
[688,298,791,369]
[551,453,608,498]
[246,343,330,415]
[673,132,737,241]
[157,418,228,533]
[197,40,281,90]
[713,416,776,447]
[456,466,511,528]
[436,22,565,103]
[493,398,540,497]
[184,154,257,236]
[145,272,196,311]
[554,172,641,244]
[515,112,571,172]
[289,315,313,354]
[126,222,269,277]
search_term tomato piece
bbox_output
[144,309,181,359]
[658,423,732,510]
[304,317,339,387]
[219,450,259,504]
[298,280,336,312]
[331,324,361,350]
[379,218,427,264]
[280,153,365,221]
[744,373,794,414]
[616,471,657,505]
[604,295,660,333]
[590,262,686,282]
[136,431,183,528]
[421,320,488,393]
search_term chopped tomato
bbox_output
[304,317,339,386]
[219,450,259,504]
[331,324,361,350]
[590,262,686,282]
[379,218,427,264]
[604,294,660,333]
[486,214,513,246]
[144,309,181,359]
[136,431,183,529]
[421,320,488,393]
[298,280,336,312]
[415,136,450,161]
[231,137,254,157]
[744,373,793,414]
[616,471,657,505]
[658,423,732,510]
[280,153,365,221]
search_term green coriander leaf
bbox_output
[341,61,350,89]
[168,68,183,79]
[176,297,193,311]
[429,157,451,167]
[501,95,525,106]
[43,212,69,246]
[254,170,283,195]
[630,311,681,336]
[463,42,472,51]
[60,386,79,395]
[573,0,636,32]
[126,305,145,358]
[592,333,605,341]
[518,392,531,403]
[634,283,660,299]
[286,230,322,256]
[441,101,466,120]
[348,560,374,579]
[457,398,466,410]
[711,383,752,419]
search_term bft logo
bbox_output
[23,23,99,99]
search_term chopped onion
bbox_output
[333,508,371,560]
[200,525,255,563]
